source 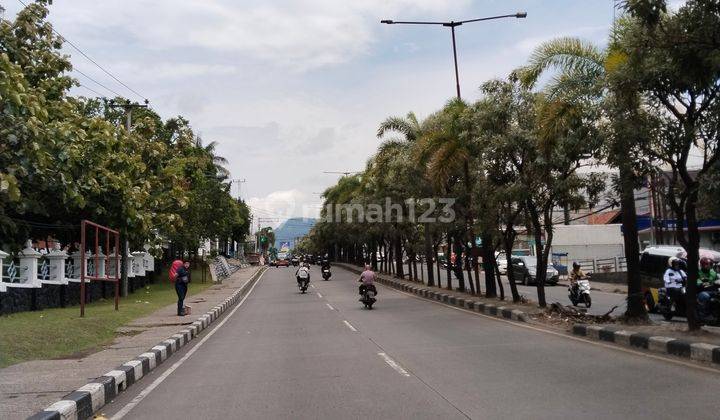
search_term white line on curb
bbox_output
[326,303,335,311]
[343,320,357,332]
[317,292,323,298]
[110,270,266,420]
[378,352,411,377]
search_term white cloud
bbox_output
[47,0,470,71]
[515,25,610,54]
[246,189,321,224]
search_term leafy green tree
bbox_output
[616,0,720,329]
[515,34,652,318]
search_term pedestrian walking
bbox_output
[175,261,191,316]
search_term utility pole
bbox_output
[231,178,246,200]
[107,99,148,297]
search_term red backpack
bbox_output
[169,260,184,282]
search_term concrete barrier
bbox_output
[571,324,720,366]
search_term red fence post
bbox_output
[80,220,86,317]
[79,220,121,316]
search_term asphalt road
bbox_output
[103,265,720,420]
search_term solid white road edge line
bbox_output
[378,352,411,377]
[326,303,335,311]
[343,320,357,332]
[110,270,266,420]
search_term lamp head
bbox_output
[380,19,394,24]
[516,12,527,18]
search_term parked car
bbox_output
[510,256,559,285]
[495,252,508,275]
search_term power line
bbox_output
[15,0,147,102]
[76,83,104,98]
[73,68,123,97]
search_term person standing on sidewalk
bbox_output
[175,261,191,316]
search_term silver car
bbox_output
[510,256,559,285]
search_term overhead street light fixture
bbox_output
[380,12,527,99]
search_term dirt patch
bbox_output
[530,304,720,345]
[115,327,146,336]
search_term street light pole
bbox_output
[449,23,461,99]
[381,12,527,99]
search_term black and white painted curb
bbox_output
[28,267,266,420]
[337,264,529,323]
[572,324,720,365]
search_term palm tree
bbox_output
[376,112,435,284]
[195,137,231,180]
[415,99,480,295]
[515,36,647,319]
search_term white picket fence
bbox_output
[0,240,155,293]
[574,256,627,274]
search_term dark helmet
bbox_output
[700,257,712,269]
[572,261,581,269]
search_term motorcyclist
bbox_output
[663,257,687,304]
[296,262,310,287]
[697,257,719,317]
[568,262,587,284]
[568,262,587,293]
[321,258,331,270]
[358,264,377,298]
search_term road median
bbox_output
[571,323,720,365]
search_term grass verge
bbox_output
[0,269,212,368]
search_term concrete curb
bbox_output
[28,267,266,420]
[337,264,529,323]
[571,324,720,365]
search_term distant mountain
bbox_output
[274,218,316,250]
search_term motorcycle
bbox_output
[291,258,299,267]
[568,277,592,308]
[297,277,310,294]
[657,285,687,321]
[322,268,331,281]
[697,283,720,326]
[360,284,377,309]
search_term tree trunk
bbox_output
[619,164,646,320]
[504,235,521,302]
[394,233,404,279]
[412,253,418,282]
[435,243,442,288]
[455,236,466,292]
[494,263,505,300]
[424,228,435,287]
[684,190,701,330]
[481,233,497,298]
[446,233,453,291]
[464,244,476,295]
[527,202,547,307]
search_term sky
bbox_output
[4,0,650,227]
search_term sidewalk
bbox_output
[0,265,261,420]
